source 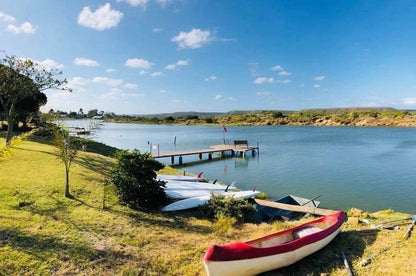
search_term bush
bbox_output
[110,149,169,210]
[200,193,257,223]
[212,213,236,234]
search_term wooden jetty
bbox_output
[152,140,259,165]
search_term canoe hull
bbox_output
[203,226,341,276]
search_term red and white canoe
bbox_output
[203,210,347,276]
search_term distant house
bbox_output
[92,115,104,120]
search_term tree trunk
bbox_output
[5,116,14,145]
[64,167,70,197]
[5,104,15,145]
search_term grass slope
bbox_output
[0,133,415,275]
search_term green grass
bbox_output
[0,132,415,275]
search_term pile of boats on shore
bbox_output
[157,173,348,275]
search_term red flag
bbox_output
[222,125,227,132]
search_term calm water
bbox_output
[69,121,416,213]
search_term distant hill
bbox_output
[223,110,295,116]
[300,107,399,114]
[131,110,295,118]
[131,111,225,118]
[128,107,410,118]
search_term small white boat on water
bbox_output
[162,190,261,212]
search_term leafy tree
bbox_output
[110,150,169,210]
[0,54,69,145]
[164,116,175,123]
[87,109,98,118]
[53,125,81,198]
[14,91,47,130]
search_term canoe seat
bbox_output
[293,226,322,239]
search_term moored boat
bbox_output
[202,210,347,276]
[157,172,204,182]
[162,190,261,212]
[256,194,321,222]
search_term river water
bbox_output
[65,121,416,213]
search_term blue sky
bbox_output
[1,0,416,114]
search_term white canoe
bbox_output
[162,190,261,212]
[157,173,203,182]
[165,189,225,199]
[202,211,346,276]
[164,180,235,191]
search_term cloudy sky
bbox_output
[1,0,416,114]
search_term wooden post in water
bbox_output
[174,136,177,145]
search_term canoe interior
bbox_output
[255,195,321,222]
[247,220,333,248]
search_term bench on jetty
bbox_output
[152,142,259,165]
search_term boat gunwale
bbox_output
[203,210,346,262]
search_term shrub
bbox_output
[271,111,284,118]
[110,149,168,210]
[204,117,214,124]
[200,193,257,223]
[212,212,236,234]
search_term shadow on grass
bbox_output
[10,145,56,157]
[75,155,112,179]
[0,227,103,264]
[105,207,213,235]
[260,229,379,275]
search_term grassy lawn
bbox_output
[0,133,415,275]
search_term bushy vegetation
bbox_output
[110,149,169,210]
[200,194,257,224]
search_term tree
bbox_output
[87,109,98,118]
[53,125,80,198]
[110,150,169,210]
[0,54,69,145]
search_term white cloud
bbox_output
[271,65,283,71]
[253,77,274,84]
[139,70,147,75]
[33,59,64,71]
[156,0,172,7]
[125,58,152,69]
[151,71,165,77]
[205,76,217,82]
[152,27,163,33]
[78,3,123,31]
[215,94,223,100]
[165,64,176,70]
[172,28,211,49]
[165,59,190,70]
[69,77,89,86]
[257,91,271,96]
[276,79,291,84]
[117,0,148,7]
[74,57,99,67]
[106,68,116,73]
[0,12,15,22]
[124,83,138,89]
[92,76,123,86]
[314,75,325,81]
[278,71,291,76]
[160,89,167,93]
[403,97,416,106]
[7,22,36,34]
[313,84,321,88]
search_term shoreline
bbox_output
[104,112,416,128]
